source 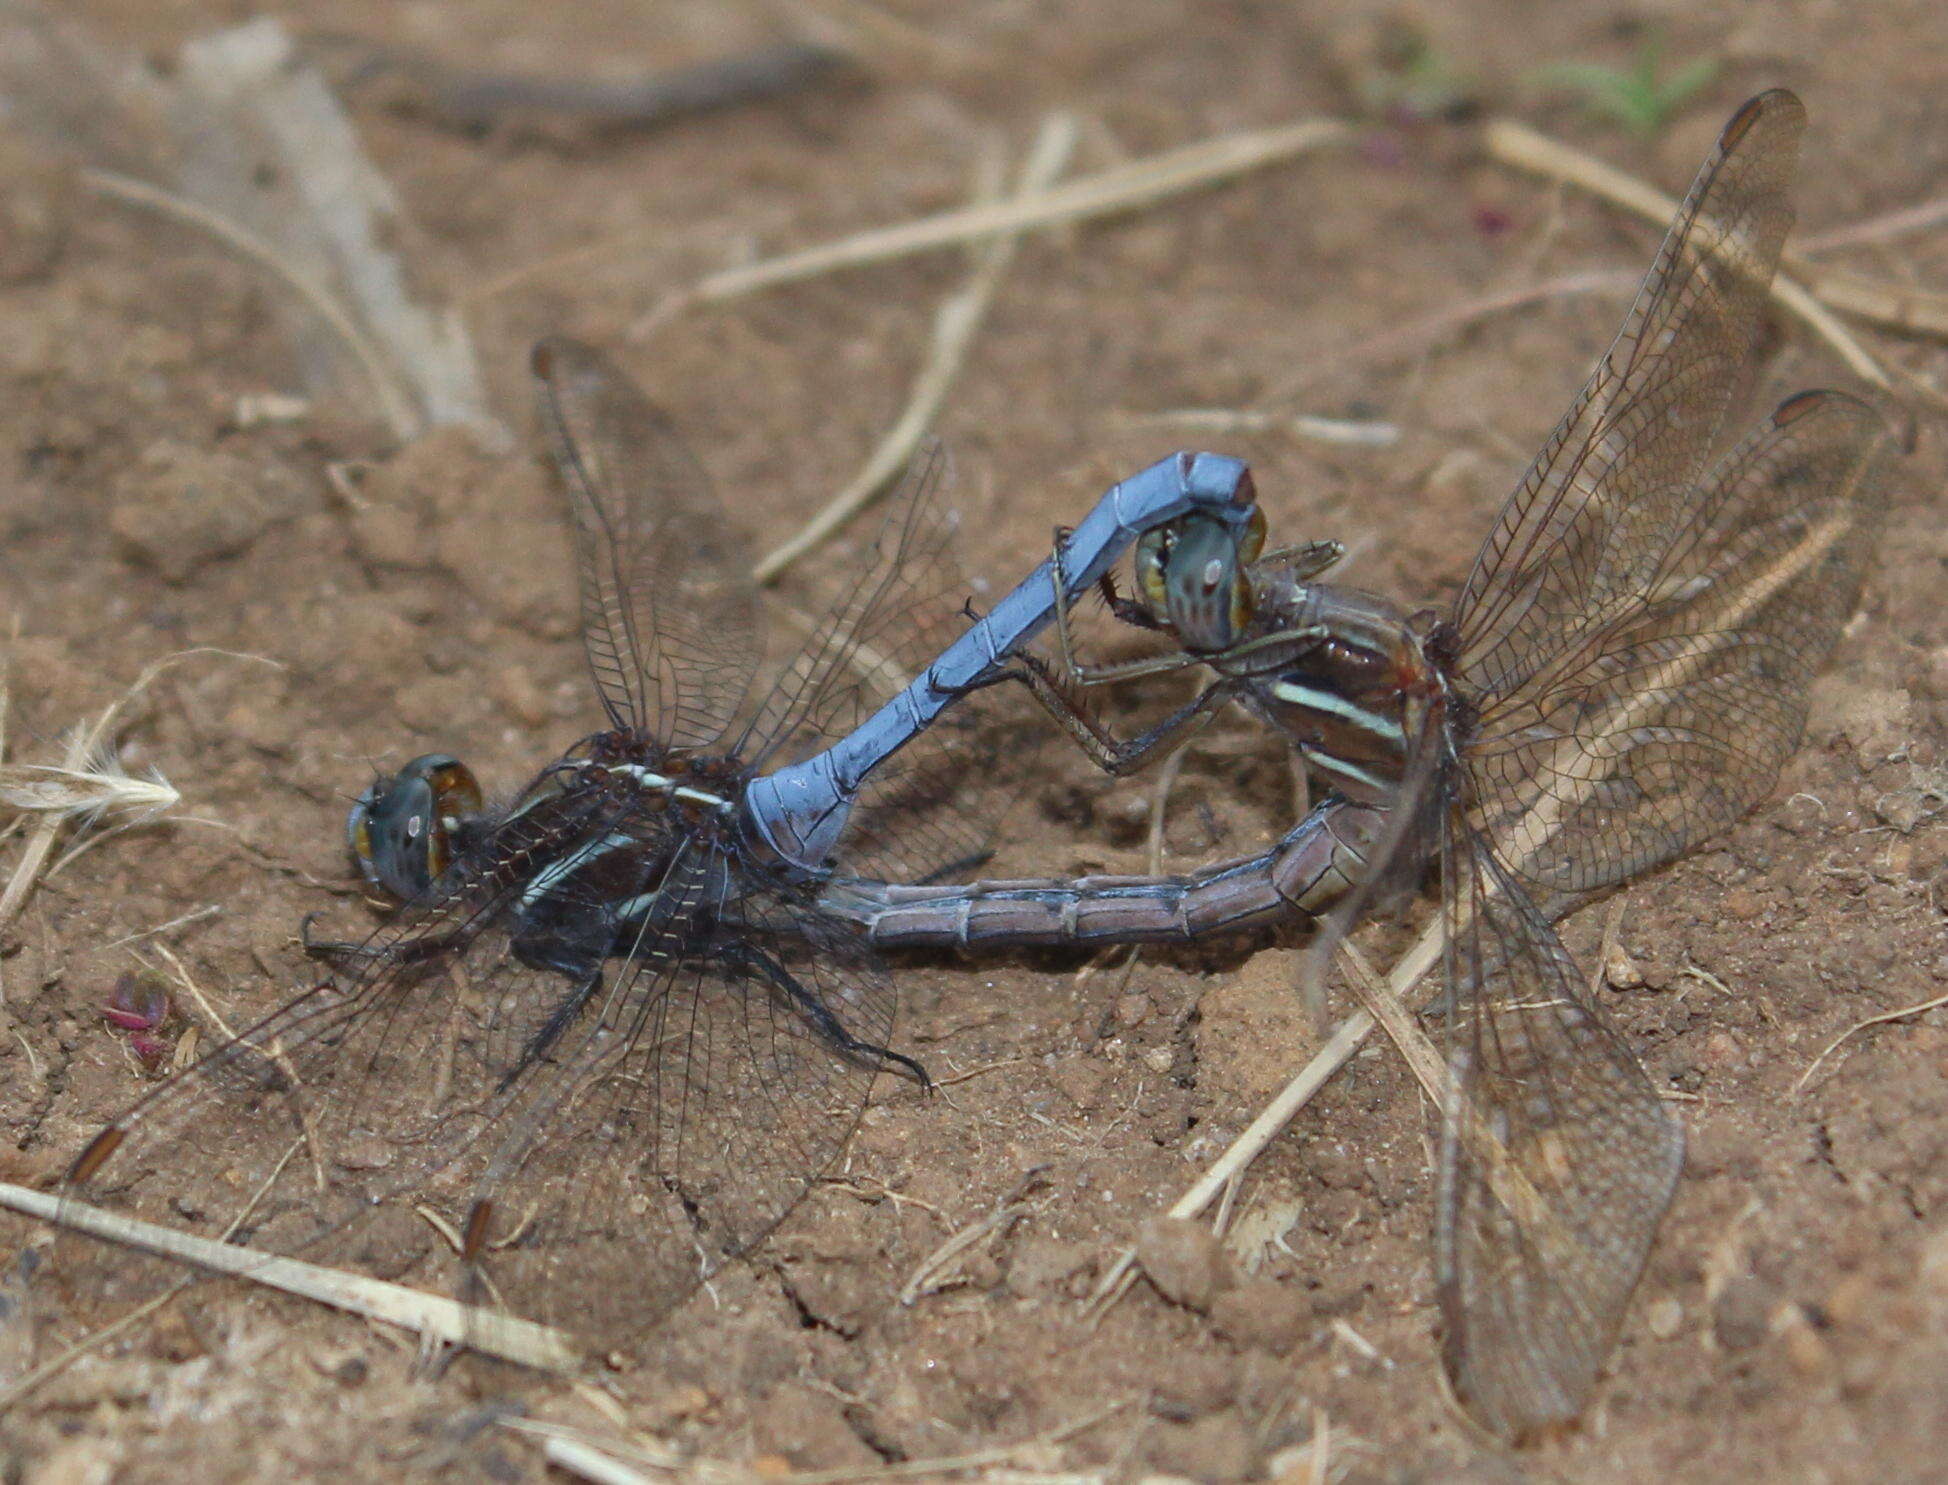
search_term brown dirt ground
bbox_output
[2,2,1946,1480]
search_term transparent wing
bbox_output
[1433,822,1683,1440]
[1465,389,1892,908]
[1454,90,1804,704]
[533,337,761,748]
[58,803,908,1355]
[53,781,629,1337]
[453,843,903,1351]
[1296,700,1680,1440]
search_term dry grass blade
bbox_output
[1117,407,1402,447]
[1796,193,1948,254]
[0,647,275,933]
[1483,116,1893,388]
[900,1167,1046,1304]
[1084,1007,1379,1315]
[80,168,422,440]
[518,1397,1129,1484]
[693,117,1348,304]
[1788,268,1948,339]
[505,117,1351,315]
[0,759,177,820]
[753,112,1079,585]
[0,1180,577,1370]
[1794,987,1948,1091]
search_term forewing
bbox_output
[533,337,761,747]
[1467,389,1892,908]
[52,783,627,1344]
[1453,90,1804,705]
[1434,824,1684,1440]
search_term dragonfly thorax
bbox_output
[1243,584,1435,807]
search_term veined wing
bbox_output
[533,337,761,749]
[1432,819,1683,1440]
[1453,90,1804,706]
[457,844,906,1350]
[54,778,632,1338]
[1294,699,1678,1439]
[1466,389,1892,907]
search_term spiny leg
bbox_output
[1010,652,1243,776]
[1043,523,1210,690]
[722,938,931,1089]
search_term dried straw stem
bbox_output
[0,1180,576,1371]
[753,112,1078,585]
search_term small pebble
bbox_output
[1779,1308,1832,1378]
[1918,1225,1948,1301]
[1719,888,1764,922]
[1212,1278,1309,1353]
[1824,1270,1875,1327]
[1604,941,1645,990]
[1644,1295,1684,1340]
[1712,1273,1774,1351]
[1136,1216,1235,1313]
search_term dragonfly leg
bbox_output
[298,910,373,964]
[1043,524,1203,690]
[724,939,932,1089]
[1011,651,1240,776]
[498,962,604,1093]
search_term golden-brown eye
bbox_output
[1135,527,1172,612]
[429,760,485,819]
[1238,504,1267,565]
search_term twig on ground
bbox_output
[1796,194,1948,255]
[899,1167,1047,1304]
[515,1397,1130,1484]
[0,1180,577,1370]
[1786,268,1948,339]
[472,117,1349,307]
[753,113,1078,585]
[1795,987,1948,1092]
[79,167,423,438]
[1115,407,1401,447]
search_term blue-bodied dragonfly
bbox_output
[58,336,1261,1356]
[829,91,1895,1437]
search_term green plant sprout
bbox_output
[1533,38,1720,137]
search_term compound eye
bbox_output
[426,759,484,819]
[1238,504,1267,565]
[349,814,375,868]
[1134,528,1172,611]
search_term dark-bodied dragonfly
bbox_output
[827,91,1894,1437]
[57,336,1261,1356]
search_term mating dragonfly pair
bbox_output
[62,90,1890,1442]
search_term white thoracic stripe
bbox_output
[1268,678,1406,746]
[1300,744,1392,797]
[517,830,637,912]
[606,763,732,813]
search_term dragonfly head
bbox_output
[1134,504,1267,653]
[348,753,484,901]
